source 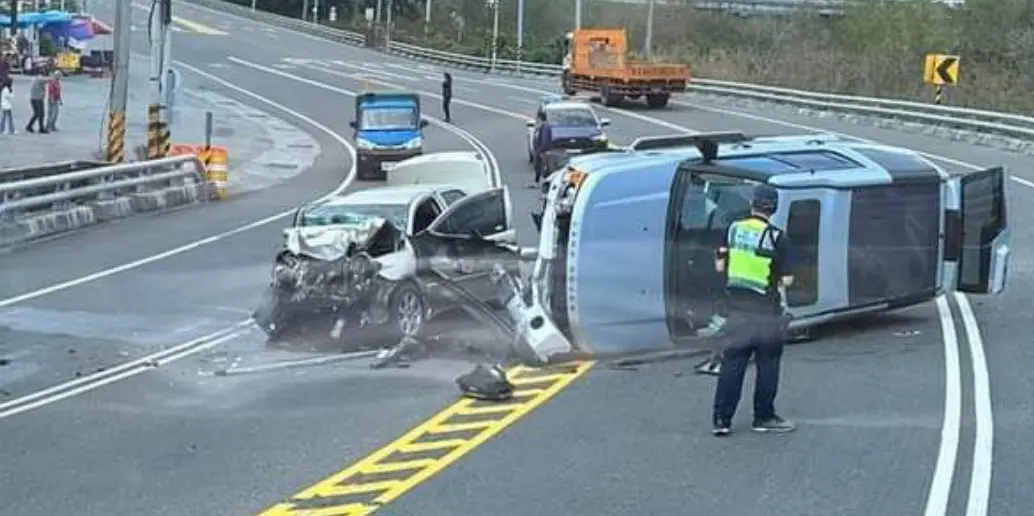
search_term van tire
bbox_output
[646,94,669,109]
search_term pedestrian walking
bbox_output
[711,184,796,436]
[25,72,47,134]
[0,80,15,134]
[531,110,552,187]
[46,70,62,132]
[441,72,452,123]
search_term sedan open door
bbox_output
[410,187,518,303]
[943,166,1009,294]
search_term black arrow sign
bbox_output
[937,57,957,84]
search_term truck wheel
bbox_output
[646,94,669,108]
[561,71,576,96]
[600,87,622,107]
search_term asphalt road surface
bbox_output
[0,2,1030,516]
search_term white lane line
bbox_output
[926,296,963,516]
[956,292,994,516]
[275,58,527,122]
[0,58,362,418]
[226,56,503,192]
[0,321,253,419]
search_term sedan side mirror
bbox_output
[600,118,611,127]
[525,119,536,128]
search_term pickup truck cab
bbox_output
[349,90,429,180]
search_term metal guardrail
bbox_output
[0,160,112,184]
[185,0,1030,141]
[0,155,208,218]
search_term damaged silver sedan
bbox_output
[253,183,521,353]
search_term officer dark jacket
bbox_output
[718,214,792,313]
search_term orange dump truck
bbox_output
[560,28,689,109]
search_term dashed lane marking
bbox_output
[255,362,594,515]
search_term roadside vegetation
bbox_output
[240,0,1034,113]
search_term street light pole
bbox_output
[645,0,655,59]
[424,0,432,33]
[574,0,582,29]
[105,0,131,162]
[489,0,499,73]
[516,0,524,66]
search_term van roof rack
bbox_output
[627,132,749,152]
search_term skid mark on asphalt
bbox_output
[256,362,593,515]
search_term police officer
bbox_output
[532,110,553,187]
[441,73,453,123]
[711,184,796,436]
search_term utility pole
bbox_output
[489,0,499,73]
[147,0,172,159]
[516,0,524,69]
[106,0,131,163]
[574,0,582,29]
[424,0,432,34]
[645,0,654,59]
[385,0,393,45]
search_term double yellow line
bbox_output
[258,362,594,515]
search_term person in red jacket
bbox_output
[46,70,62,132]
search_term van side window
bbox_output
[785,199,820,306]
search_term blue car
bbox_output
[349,90,429,181]
[525,97,611,164]
[505,132,1010,365]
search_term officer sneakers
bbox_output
[751,416,797,433]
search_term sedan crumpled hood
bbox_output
[283,217,388,261]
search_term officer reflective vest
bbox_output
[725,217,781,296]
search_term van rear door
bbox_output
[943,166,1009,294]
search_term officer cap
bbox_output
[752,184,779,207]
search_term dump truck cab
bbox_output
[560,28,689,108]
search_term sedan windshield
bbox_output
[300,203,410,232]
[547,107,598,127]
[360,107,418,131]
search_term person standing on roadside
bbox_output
[0,80,14,134]
[25,72,47,134]
[46,70,62,132]
[441,72,453,123]
[532,109,553,187]
[711,184,796,437]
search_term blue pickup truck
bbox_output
[349,91,429,180]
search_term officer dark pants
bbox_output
[442,97,451,122]
[713,309,785,423]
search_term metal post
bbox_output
[935,85,944,105]
[516,0,524,72]
[205,111,213,148]
[375,0,383,23]
[301,0,309,20]
[575,0,582,29]
[645,0,654,59]
[489,0,499,73]
[148,0,172,158]
[106,0,131,163]
[312,0,319,24]
[251,0,257,11]
[424,0,432,33]
[386,0,394,45]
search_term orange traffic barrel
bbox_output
[204,145,228,200]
